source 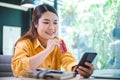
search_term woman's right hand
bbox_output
[46,38,60,53]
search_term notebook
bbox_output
[91,69,120,79]
[23,68,76,80]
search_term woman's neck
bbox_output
[38,37,47,48]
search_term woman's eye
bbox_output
[43,22,49,24]
[54,22,58,24]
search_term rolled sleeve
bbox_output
[21,57,31,70]
[66,61,78,71]
[61,52,78,71]
[12,40,31,77]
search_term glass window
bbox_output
[58,0,120,69]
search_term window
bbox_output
[59,0,120,69]
[3,26,21,55]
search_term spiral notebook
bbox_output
[92,69,120,79]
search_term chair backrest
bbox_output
[0,55,13,77]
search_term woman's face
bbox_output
[35,11,58,40]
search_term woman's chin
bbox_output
[49,36,55,39]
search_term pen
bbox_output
[49,70,63,74]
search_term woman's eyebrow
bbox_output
[43,19,58,21]
[54,20,58,21]
[43,19,50,21]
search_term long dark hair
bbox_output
[15,4,58,46]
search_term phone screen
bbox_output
[74,52,97,74]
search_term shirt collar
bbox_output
[33,38,44,49]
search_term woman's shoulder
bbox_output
[15,38,32,47]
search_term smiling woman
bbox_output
[11,3,94,79]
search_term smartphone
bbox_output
[74,52,97,74]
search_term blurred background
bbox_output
[0,0,120,70]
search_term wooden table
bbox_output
[0,73,119,80]
[0,76,105,80]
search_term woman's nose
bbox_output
[49,23,54,30]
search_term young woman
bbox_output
[12,4,94,78]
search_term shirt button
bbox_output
[48,65,50,68]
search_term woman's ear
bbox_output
[35,24,38,28]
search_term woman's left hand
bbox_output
[76,62,94,78]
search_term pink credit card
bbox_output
[60,40,67,53]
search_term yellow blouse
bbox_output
[12,38,78,77]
